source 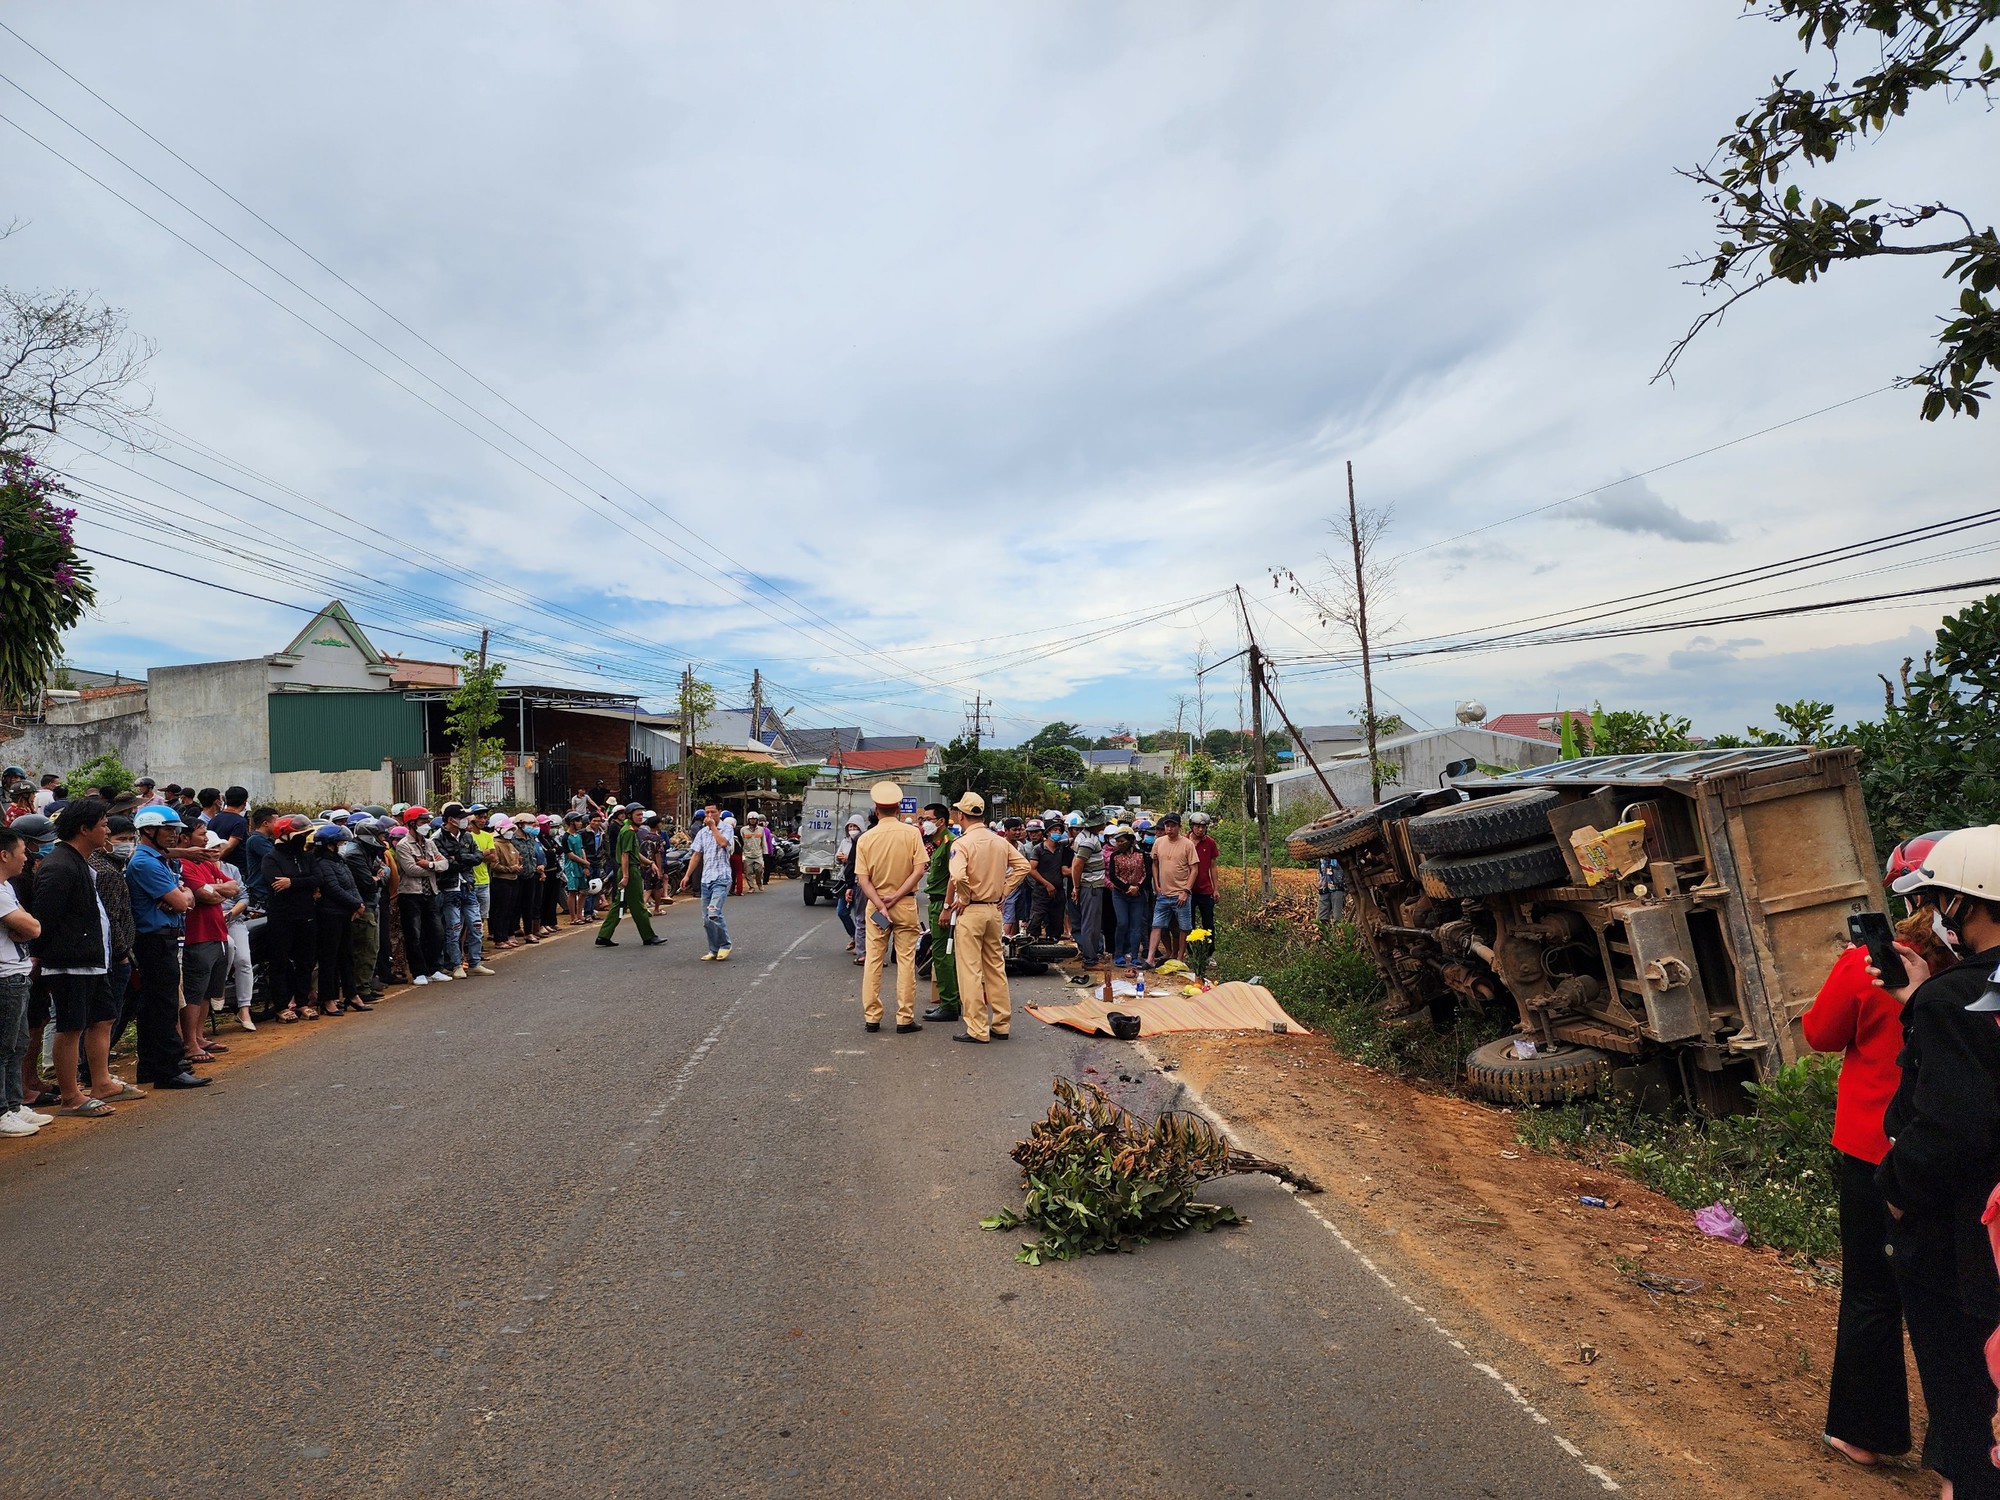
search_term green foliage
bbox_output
[677,674,720,794]
[984,1079,1244,1263]
[1591,707,1697,755]
[1849,593,2000,852]
[693,753,770,798]
[940,736,1053,811]
[66,750,135,800]
[1515,1057,1841,1258]
[1674,1,2000,418]
[0,453,95,709]
[1210,890,1511,1080]
[445,649,506,796]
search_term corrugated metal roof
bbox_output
[1493,748,1812,785]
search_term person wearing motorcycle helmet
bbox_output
[261,815,323,1022]
[391,813,450,985]
[1863,826,2000,1493]
[560,811,591,924]
[344,819,389,1006]
[1802,831,1955,1468]
[308,822,365,1015]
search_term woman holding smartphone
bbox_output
[1803,832,1953,1472]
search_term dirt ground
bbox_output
[1159,1029,1932,1500]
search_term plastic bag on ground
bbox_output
[1694,1202,1748,1245]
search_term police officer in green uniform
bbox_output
[920,802,959,1022]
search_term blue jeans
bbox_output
[440,887,483,969]
[701,880,731,954]
[1110,891,1148,964]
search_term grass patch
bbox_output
[1211,889,1509,1087]
[1513,1057,1840,1258]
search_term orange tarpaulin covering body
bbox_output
[1025,980,1310,1038]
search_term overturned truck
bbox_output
[1288,748,1884,1111]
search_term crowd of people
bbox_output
[1806,824,2000,1499]
[0,763,784,1136]
[826,782,1221,1042]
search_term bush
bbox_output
[1211,889,1510,1085]
[66,750,136,801]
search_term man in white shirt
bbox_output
[681,805,736,961]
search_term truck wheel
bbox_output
[1418,839,1569,899]
[1465,1037,1610,1104]
[1406,788,1563,856]
[1286,807,1385,859]
[803,884,818,906]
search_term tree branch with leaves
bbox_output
[1664,0,2000,418]
[446,649,506,800]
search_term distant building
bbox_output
[1483,711,1590,745]
[1264,727,1560,814]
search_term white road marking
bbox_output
[1135,1040,1623,1494]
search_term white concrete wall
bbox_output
[271,764,396,809]
[2,708,150,783]
[267,633,393,692]
[147,659,271,795]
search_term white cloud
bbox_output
[3,2,1995,745]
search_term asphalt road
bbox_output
[0,888,1621,1499]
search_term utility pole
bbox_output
[476,627,489,675]
[679,663,694,827]
[965,693,987,751]
[1236,586,1271,902]
[750,669,764,747]
[1347,460,1382,802]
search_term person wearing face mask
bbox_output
[392,810,449,985]
[85,816,142,1096]
[0,827,46,1136]
[8,813,57,1110]
[263,816,324,1021]
[920,805,960,1023]
[1870,825,2000,1499]
[1804,832,1955,1471]
[123,806,207,1091]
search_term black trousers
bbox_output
[131,931,187,1085]
[374,893,396,987]
[490,877,522,944]
[264,910,318,1012]
[1826,1152,1912,1455]
[400,891,441,978]
[1890,1211,2000,1494]
[316,909,357,1003]
[1027,886,1064,940]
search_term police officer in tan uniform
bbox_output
[945,791,1030,1043]
[854,781,929,1034]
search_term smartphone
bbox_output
[1848,912,1909,990]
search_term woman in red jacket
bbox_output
[1806,832,1954,1469]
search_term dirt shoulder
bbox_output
[1159,1029,1925,1500]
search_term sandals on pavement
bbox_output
[277,1008,300,1024]
[60,1098,115,1118]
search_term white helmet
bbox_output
[1891,825,2000,900]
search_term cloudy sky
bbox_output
[4,2,1995,746]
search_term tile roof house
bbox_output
[1483,711,1591,745]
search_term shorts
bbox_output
[1151,893,1192,932]
[44,972,117,1032]
[182,940,230,1003]
[28,975,51,1030]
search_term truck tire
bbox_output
[1286,807,1385,859]
[1021,942,1077,964]
[1418,839,1569,899]
[803,884,818,906]
[1406,789,1563,856]
[1465,1037,1610,1104]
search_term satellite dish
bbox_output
[1455,699,1487,726]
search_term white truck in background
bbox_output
[797,779,942,906]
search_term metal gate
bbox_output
[621,749,652,810]
[539,742,570,813]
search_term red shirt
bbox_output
[1801,944,1904,1164]
[179,858,231,945]
[1192,834,1218,896]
